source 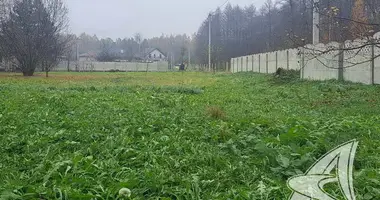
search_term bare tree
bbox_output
[40,0,71,77]
[64,35,77,72]
[0,0,70,76]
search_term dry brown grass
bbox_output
[205,106,226,120]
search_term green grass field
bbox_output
[0,72,379,199]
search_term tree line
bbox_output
[192,0,380,65]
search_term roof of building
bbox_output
[79,52,97,58]
[134,48,166,59]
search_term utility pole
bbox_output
[208,13,212,72]
[188,40,191,69]
[76,42,79,61]
[313,0,320,44]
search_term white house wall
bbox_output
[149,49,166,59]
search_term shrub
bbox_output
[273,68,300,83]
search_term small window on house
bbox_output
[154,54,156,58]
[160,54,162,58]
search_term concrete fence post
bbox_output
[287,50,290,70]
[266,54,269,73]
[338,43,344,81]
[275,52,278,70]
[259,54,261,73]
[252,55,254,71]
[301,48,305,79]
[237,58,239,72]
[232,59,234,73]
[246,56,249,71]
[241,57,243,72]
[371,40,375,85]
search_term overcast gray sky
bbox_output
[66,0,265,39]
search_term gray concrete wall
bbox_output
[230,31,380,85]
[55,61,170,72]
[302,42,340,81]
[230,49,300,74]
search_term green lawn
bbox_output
[0,72,379,199]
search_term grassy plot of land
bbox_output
[0,72,379,199]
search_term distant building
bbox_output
[79,52,97,62]
[134,48,166,62]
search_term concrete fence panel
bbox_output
[267,52,277,73]
[276,50,288,70]
[253,54,260,72]
[343,39,372,84]
[229,31,380,85]
[259,53,266,73]
[303,43,340,80]
[374,44,380,84]
[288,49,300,70]
[247,55,253,72]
